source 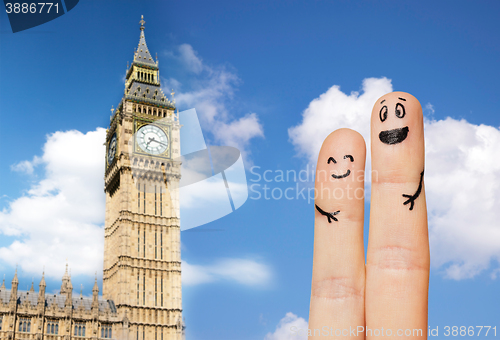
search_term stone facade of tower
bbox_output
[102,15,183,340]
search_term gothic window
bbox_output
[137,273,140,304]
[101,325,112,338]
[18,318,30,333]
[47,321,58,334]
[74,323,85,337]
[137,71,140,79]
[0,316,2,330]
[155,275,158,306]
[146,88,150,94]
[143,273,146,305]
[160,186,162,217]
[137,86,141,92]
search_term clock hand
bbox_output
[148,137,168,147]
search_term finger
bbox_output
[309,128,366,339]
[366,92,429,339]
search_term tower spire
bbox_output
[132,15,157,68]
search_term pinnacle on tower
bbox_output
[132,15,157,68]
[39,271,46,287]
[10,268,19,303]
[92,274,99,293]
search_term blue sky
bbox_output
[1,1,499,339]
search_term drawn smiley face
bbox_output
[327,154,354,179]
[378,96,409,145]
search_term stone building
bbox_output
[0,266,121,339]
[0,16,183,340]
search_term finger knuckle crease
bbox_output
[368,246,427,271]
[312,277,364,301]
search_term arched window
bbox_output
[55,324,58,334]
[137,71,140,79]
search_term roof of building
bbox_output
[0,288,117,313]
[126,82,173,107]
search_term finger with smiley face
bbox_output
[310,128,366,333]
[366,91,429,338]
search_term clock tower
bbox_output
[103,16,183,340]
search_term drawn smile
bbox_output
[379,126,409,145]
[331,169,351,179]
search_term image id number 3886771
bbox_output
[443,326,496,337]
[5,3,59,14]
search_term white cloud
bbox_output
[178,44,204,74]
[264,312,308,340]
[10,157,42,175]
[163,44,264,157]
[425,118,500,279]
[182,258,272,287]
[0,129,106,279]
[425,102,435,116]
[289,77,500,279]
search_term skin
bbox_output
[309,92,429,339]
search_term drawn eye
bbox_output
[395,103,406,118]
[379,105,388,122]
[327,157,337,164]
[343,155,354,162]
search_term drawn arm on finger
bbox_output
[402,170,424,211]
[315,204,340,223]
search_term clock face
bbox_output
[107,134,117,164]
[136,125,169,155]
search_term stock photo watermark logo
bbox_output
[249,166,374,203]
[3,0,79,33]
[125,108,248,231]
